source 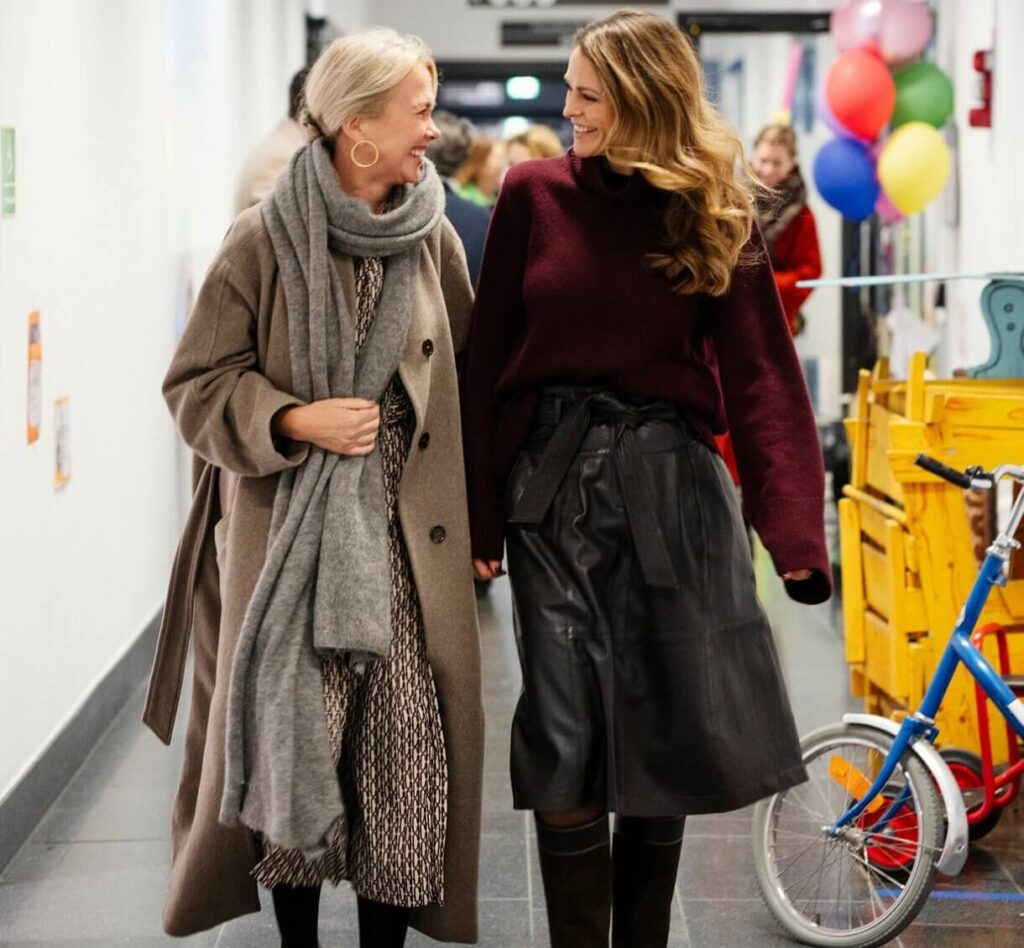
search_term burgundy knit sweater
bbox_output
[461,152,831,604]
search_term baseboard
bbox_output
[0,607,162,873]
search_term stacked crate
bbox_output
[839,353,1024,761]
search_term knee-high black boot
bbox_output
[611,815,685,948]
[535,814,612,948]
[271,884,322,948]
[357,895,412,948]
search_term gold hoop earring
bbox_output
[350,140,380,168]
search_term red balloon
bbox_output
[826,49,896,141]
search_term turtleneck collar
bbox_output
[568,148,664,204]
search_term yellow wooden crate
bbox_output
[840,354,1024,760]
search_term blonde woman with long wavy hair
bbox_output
[461,10,829,947]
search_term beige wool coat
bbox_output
[144,204,483,943]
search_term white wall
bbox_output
[0,0,305,803]
[930,0,1024,373]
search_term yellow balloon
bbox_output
[878,122,951,215]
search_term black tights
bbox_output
[271,885,411,948]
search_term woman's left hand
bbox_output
[782,569,813,581]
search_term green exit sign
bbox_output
[2,127,15,217]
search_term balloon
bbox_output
[826,50,896,141]
[891,61,954,129]
[831,1,932,65]
[815,81,857,139]
[878,121,951,214]
[875,190,904,224]
[880,0,933,66]
[830,0,883,55]
[813,137,880,220]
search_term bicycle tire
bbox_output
[752,723,944,948]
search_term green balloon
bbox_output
[891,62,954,129]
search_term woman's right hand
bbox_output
[273,398,381,456]
[473,559,505,580]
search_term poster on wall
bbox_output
[55,397,71,488]
[27,311,42,444]
[2,127,15,217]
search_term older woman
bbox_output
[145,28,482,948]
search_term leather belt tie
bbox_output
[508,392,679,589]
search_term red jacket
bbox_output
[770,205,822,334]
[716,205,821,482]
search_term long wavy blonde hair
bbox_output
[575,11,761,296]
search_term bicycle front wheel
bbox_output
[752,723,943,948]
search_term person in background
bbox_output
[454,136,505,207]
[750,123,821,336]
[717,123,824,487]
[505,123,565,168]
[426,110,491,287]
[234,67,310,214]
[462,11,829,948]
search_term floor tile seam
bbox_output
[673,878,692,945]
[992,852,1024,895]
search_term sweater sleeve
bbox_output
[163,244,310,478]
[707,225,831,604]
[460,169,531,561]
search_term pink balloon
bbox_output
[875,189,904,224]
[830,0,883,55]
[831,1,933,66]
[880,1,933,66]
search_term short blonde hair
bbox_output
[302,27,437,141]
[754,124,798,160]
[507,124,564,160]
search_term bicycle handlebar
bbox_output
[914,454,974,488]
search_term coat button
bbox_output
[418,432,431,450]
[430,525,446,544]
[422,339,434,357]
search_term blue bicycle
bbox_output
[752,453,1024,947]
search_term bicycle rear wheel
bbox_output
[752,724,943,947]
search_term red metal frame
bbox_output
[966,622,1024,824]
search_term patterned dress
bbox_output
[253,255,449,909]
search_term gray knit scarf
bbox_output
[220,139,444,855]
[755,166,808,254]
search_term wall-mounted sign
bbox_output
[55,397,72,488]
[501,20,586,47]
[27,311,42,444]
[2,127,15,217]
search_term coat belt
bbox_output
[508,391,680,589]
[143,462,220,744]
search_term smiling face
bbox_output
[562,47,615,158]
[752,141,795,189]
[344,63,440,186]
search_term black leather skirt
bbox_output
[505,387,807,817]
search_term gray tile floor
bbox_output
[2,564,1023,946]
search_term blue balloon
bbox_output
[812,137,879,221]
